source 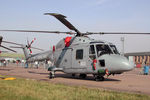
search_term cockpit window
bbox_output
[89,45,96,60]
[89,45,95,54]
[96,44,113,56]
[110,45,119,54]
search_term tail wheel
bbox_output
[49,72,55,79]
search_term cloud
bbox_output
[96,0,109,6]
[84,0,111,8]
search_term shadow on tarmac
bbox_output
[54,73,121,82]
[28,71,49,75]
[27,70,120,82]
[0,68,13,71]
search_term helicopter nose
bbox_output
[121,58,135,71]
[115,56,134,72]
[102,55,135,73]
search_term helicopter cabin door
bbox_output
[60,48,72,69]
[88,44,107,70]
[72,46,87,69]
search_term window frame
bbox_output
[89,45,96,60]
[76,49,84,60]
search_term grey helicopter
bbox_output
[1,13,150,81]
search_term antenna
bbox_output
[120,37,125,56]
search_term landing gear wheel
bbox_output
[49,71,55,79]
[72,74,75,77]
[79,74,87,79]
[99,76,105,81]
[94,76,105,81]
[95,76,100,81]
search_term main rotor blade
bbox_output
[1,45,17,52]
[2,40,23,46]
[10,46,44,51]
[10,46,23,48]
[84,32,150,35]
[44,13,81,36]
[0,36,3,42]
[31,46,44,51]
[0,30,75,35]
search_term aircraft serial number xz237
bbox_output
[1,13,150,81]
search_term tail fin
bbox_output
[22,45,30,59]
[10,45,30,59]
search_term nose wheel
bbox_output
[94,75,105,81]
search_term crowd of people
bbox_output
[0,58,52,70]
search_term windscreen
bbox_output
[110,45,119,54]
[96,44,113,56]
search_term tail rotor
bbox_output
[26,38,36,54]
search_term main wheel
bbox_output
[99,76,105,81]
[94,75,104,81]
[72,74,76,77]
[79,74,87,79]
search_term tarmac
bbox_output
[0,64,150,95]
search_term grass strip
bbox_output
[0,75,150,100]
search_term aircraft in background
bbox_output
[125,52,150,68]
[125,52,150,56]
[0,36,16,53]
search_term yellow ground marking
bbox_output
[0,77,16,80]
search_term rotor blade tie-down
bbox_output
[64,37,72,47]
[53,45,55,52]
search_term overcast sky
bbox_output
[0,0,150,54]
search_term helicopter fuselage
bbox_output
[51,36,134,76]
